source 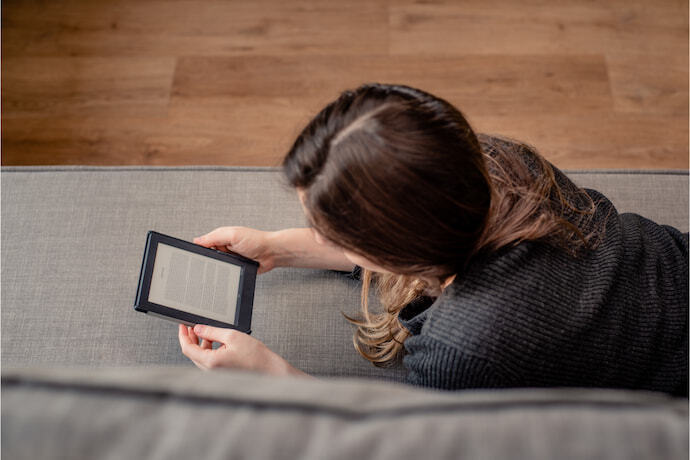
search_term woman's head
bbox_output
[283,83,491,281]
[282,83,598,367]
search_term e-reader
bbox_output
[134,231,258,333]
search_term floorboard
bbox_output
[2,0,687,168]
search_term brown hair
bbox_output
[283,83,597,367]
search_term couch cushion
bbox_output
[1,167,687,380]
[2,367,688,460]
[567,170,689,230]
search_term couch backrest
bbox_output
[3,367,688,460]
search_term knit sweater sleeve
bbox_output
[403,335,518,390]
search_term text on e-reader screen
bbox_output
[148,243,241,324]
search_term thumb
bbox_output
[193,324,236,344]
[194,227,237,249]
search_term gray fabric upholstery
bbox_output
[568,170,689,230]
[1,166,400,380]
[2,367,688,460]
[2,167,687,459]
[1,167,687,381]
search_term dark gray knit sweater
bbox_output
[346,134,687,395]
[395,172,688,396]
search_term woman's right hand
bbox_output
[195,227,355,273]
[194,227,276,274]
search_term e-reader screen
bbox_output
[148,243,242,325]
[134,231,258,332]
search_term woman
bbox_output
[178,83,688,395]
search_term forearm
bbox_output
[268,228,355,272]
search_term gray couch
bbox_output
[2,166,688,459]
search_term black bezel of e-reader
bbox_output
[134,231,258,334]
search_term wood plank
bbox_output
[606,53,689,115]
[1,97,306,166]
[3,107,686,169]
[1,0,686,169]
[171,54,614,116]
[389,0,688,56]
[2,57,175,118]
[471,113,688,169]
[1,0,388,57]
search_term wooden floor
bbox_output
[2,0,688,169]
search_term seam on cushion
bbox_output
[1,167,688,176]
[2,378,684,421]
[565,170,688,176]
[0,166,281,173]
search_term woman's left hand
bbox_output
[178,324,312,378]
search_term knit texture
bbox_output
[398,178,688,396]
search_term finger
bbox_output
[179,335,213,368]
[179,325,213,369]
[200,339,213,350]
[193,324,236,345]
[178,324,195,346]
[194,227,237,249]
[187,325,200,345]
